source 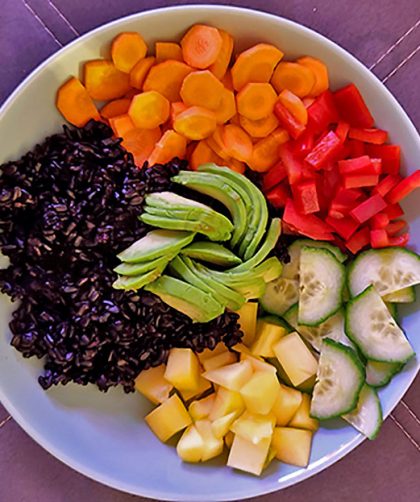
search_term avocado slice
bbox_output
[254,256,283,283]
[114,253,175,277]
[181,242,242,267]
[117,230,195,264]
[145,191,212,211]
[112,268,162,290]
[144,275,225,323]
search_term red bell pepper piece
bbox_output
[262,161,287,192]
[373,174,402,197]
[348,128,388,145]
[345,226,370,254]
[326,215,359,240]
[386,219,407,236]
[333,83,374,128]
[273,101,306,139]
[266,182,291,209]
[305,131,342,170]
[293,128,315,158]
[370,212,390,229]
[307,90,339,134]
[323,166,341,194]
[338,155,373,175]
[387,170,420,204]
[389,232,410,247]
[335,121,350,142]
[371,229,389,248]
[350,194,387,224]
[347,139,366,157]
[365,144,400,175]
[278,143,303,185]
[283,199,334,240]
[343,174,379,189]
[292,180,320,214]
[384,203,404,220]
[329,188,363,218]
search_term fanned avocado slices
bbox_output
[114,253,175,277]
[113,268,162,290]
[181,241,242,267]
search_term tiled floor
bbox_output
[1,1,420,501]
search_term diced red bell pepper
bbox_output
[307,90,339,134]
[343,174,379,189]
[333,83,374,128]
[283,198,334,240]
[266,182,291,209]
[335,121,350,142]
[329,188,363,218]
[387,170,420,204]
[273,101,306,139]
[293,128,315,158]
[371,229,389,248]
[338,155,373,175]
[345,226,370,254]
[326,215,359,240]
[384,203,404,220]
[365,144,400,175]
[334,142,352,162]
[370,212,390,229]
[347,139,366,157]
[348,128,388,144]
[373,174,402,197]
[389,232,410,247]
[292,180,320,214]
[322,167,341,195]
[350,194,387,224]
[386,219,407,236]
[305,131,342,170]
[262,161,287,192]
[278,143,303,185]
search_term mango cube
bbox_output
[236,302,258,346]
[288,393,319,431]
[145,394,192,442]
[251,321,286,357]
[209,387,245,421]
[188,393,216,421]
[164,348,200,392]
[240,353,277,374]
[264,446,277,469]
[180,376,212,402]
[231,343,252,356]
[272,384,303,426]
[134,365,173,404]
[224,431,234,449]
[202,351,237,371]
[273,332,318,387]
[195,420,224,461]
[272,427,313,467]
[230,411,276,444]
[227,434,271,476]
[211,411,238,439]
[197,342,227,363]
[240,371,280,415]
[203,360,253,391]
[177,425,204,463]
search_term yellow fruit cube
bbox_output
[202,350,237,371]
[264,446,277,469]
[197,342,227,363]
[236,302,258,346]
[176,424,204,463]
[209,387,245,421]
[188,393,216,421]
[240,353,277,374]
[231,343,252,356]
[195,420,224,461]
[251,321,286,357]
[288,393,319,431]
[273,332,318,387]
[211,411,238,439]
[230,411,275,444]
[272,427,313,467]
[240,371,280,415]
[203,359,253,391]
[272,384,303,426]
[180,376,212,402]
[145,394,192,442]
[134,365,173,404]
[227,434,271,476]
[164,348,200,392]
[224,431,234,449]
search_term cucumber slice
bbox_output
[259,315,293,333]
[284,304,354,352]
[343,385,383,440]
[366,360,403,387]
[298,247,345,326]
[386,302,398,320]
[260,278,299,316]
[348,247,420,297]
[310,339,365,419]
[382,286,416,303]
[345,286,415,363]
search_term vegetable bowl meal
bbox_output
[1,17,420,484]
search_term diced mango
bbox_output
[209,387,245,421]
[236,302,258,346]
[264,446,277,469]
[188,393,216,420]
[203,360,253,391]
[134,365,173,404]
[240,371,280,415]
[288,393,319,431]
[202,350,237,371]
[164,348,201,392]
[211,411,238,439]
[272,384,303,426]
[240,353,277,374]
[197,342,227,363]
[180,376,212,402]
[227,434,271,476]
[251,321,286,357]
[272,427,313,467]
[224,431,234,449]
[145,394,192,442]
[195,420,224,461]
[230,411,275,444]
[273,332,318,387]
[177,424,204,463]
[231,343,252,356]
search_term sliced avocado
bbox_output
[230,277,267,300]
[112,268,162,290]
[114,253,175,277]
[144,275,225,323]
[117,230,195,264]
[145,191,211,211]
[254,257,283,283]
[181,242,242,267]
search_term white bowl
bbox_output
[0,5,419,501]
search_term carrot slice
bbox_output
[143,60,193,102]
[303,97,315,108]
[84,60,132,100]
[271,62,315,98]
[231,43,284,91]
[148,129,187,165]
[297,56,329,97]
[229,114,241,126]
[130,56,156,89]
[109,114,136,137]
[181,24,223,69]
[111,32,148,73]
[174,106,217,140]
[225,158,246,174]
[121,127,162,168]
[56,77,100,127]
[190,140,223,170]
[239,113,279,138]
[236,82,277,120]
[277,89,308,125]
[128,91,170,129]
[124,89,139,99]
[207,126,231,160]
[155,42,183,62]
[214,88,237,124]
[247,128,289,172]
[170,101,188,126]
[221,70,234,91]
[180,70,224,110]
[223,124,253,162]
[100,98,131,119]
[209,29,234,79]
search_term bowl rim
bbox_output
[0,4,419,501]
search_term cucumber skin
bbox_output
[293,239,348,263]
[366,361,404,388]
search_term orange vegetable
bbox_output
[100,98,131,119]
[181,24,223,69]
[231,43,284,91]
[170,101,188,126]
[128,91,170,129]
[148,129,187,165]
[236,82,277,120]
[207,126,231,160]
[155,42,183,62]
[56,77,100,127]
[271,62,315,98]
[303,97,315,108]
[189,140,223,170]
[109,114,136,137]
[174,106,217,140]
[223,124,253,162]
[221,70,234,91]
[130,56,156,89]
[111,32,148,73]
[225,158,246,174]
[214,88,237,124]
[248,128,289,172]
[180,70,224,110]
[229,114,241,126]
[209,30,234,79]
[143,60,193,102]
[277,89,308,125]
[239,113,279,138]
[121,127,162,168]
[297,56,329,97]
[84,60,131,101]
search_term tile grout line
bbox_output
[21,0,63,47]
[382,44,420,83]
[390,413,420,452]
[0,415,12,429]
[47,0,80,37]
[400,400,420,427]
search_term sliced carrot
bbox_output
[56,77,100,127]
[231,43,284,91]
[128,91,170,129]
[121,127,161,168]
[111,32,148,73]
[236,82,277,120]
[148,129,187,165]
[190,140,223,170]
[174,106,217,140]
[247,128,289,172]
[84,60,132,100]
[230,114,241,126]
[225,158,246,174]
[297,56,329,97]
[155,42,183,63]
[221,70,234,91]
[223,124,253,162]
[180,70,224,110]
[303,97,315,108]
[130,56,156,89]
[100,98,131,119]
[207,126,231,160]
[170,101,188,126]
[214,88,237,124]
[209,29,234,79]
[143,60,193,102]
[277,89,308,125]
[239,113,279,138]
[271,62,315,98]
[181,24,223,69]
[109,114,136,137]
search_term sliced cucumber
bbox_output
[258,315,293,333]
[310,338,365,420]
[298,247,345,326]
[260,278,299,316]
[382,286,416,303]
[366,360,403,387]
[348,247,420,297]
[345,286,415,363]
[343,384,383,440]
[386,302,398,320]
